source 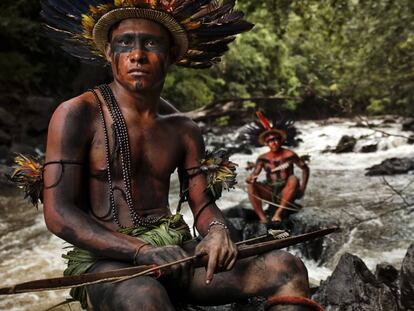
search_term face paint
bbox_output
[108,19,172,93]
[134,79,143,91]
[111,33,168,55]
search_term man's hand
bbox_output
[245,174,257,184]
[136,245,192,289]
[195,226,238,284]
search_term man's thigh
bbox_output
[86,260,174,310]
[254,182,274,201]
[185,249,307,306]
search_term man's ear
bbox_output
[104,42,112,63]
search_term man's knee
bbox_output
[99,277,172,311]
[263,250,308,284]
[286,175,299,188]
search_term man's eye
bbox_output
[118,39,131,46]
[145,40,157,47]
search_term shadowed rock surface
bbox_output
[333,135,357,153]
[365,158,414,176]
[313,253,400,311]
[400,244,414,310]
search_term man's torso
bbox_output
[259,148,296,183]
[79,91,191,230]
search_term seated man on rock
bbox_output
[246,112,310,227]
[40,1,320,310]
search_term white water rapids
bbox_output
[0,117,413,310]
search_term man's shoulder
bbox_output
[49,91,98,132]
[160,113,200,131]
[282,148,297,158]
[52,92,98,120]
[257,153,270,162]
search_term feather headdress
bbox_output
[244,111,302,147]
[41,0,253,68]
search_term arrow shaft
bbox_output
[0,227,338,295]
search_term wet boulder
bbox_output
[402,118,414,132]
[223,206,268,241]
[382,117,397,124]
[333,135,357,153]
[313,253,399,311]
[365,157,414,176]
[400,244,414,310]
[0,106,16,129]
[0,164,14,189]
[375,263,400,301]
[24,96,56,138]
[0,129,11,146]
[359,143,378,153]
[289,209,341,264]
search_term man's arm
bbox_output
[179,119,237,284]
[246,158,264,183]
[293,153,310,197]
[43,97,143,263]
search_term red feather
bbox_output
[256,111,272,130]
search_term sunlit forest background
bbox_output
[1,0,413,117]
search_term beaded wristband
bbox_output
[207,220,228,233]
[133,243,150,265]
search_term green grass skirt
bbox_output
[62,214,192,309]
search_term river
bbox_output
[0,117,413,310]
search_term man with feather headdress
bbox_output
[38,0,320,310]
[246,112,310,227]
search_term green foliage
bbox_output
[1,0,413,116]
[0,0,80,95]
[164,0,414,116]
[163,67,222,111]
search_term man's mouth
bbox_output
[128,68,149,76]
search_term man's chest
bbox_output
[262,155,293,173]
[89,123,182,178]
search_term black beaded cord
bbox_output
[88,89,113,221]
[98,84,160,228]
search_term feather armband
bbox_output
[200,149,238,200]
[7,154,44,208]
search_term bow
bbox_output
[0,227,339,295]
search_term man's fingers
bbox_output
[223,250,234,269]
[205,251,218,284]
[223,244,237,270]
[227,256,237,270]
[217,248,228,269]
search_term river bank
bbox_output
[0,116,413,310]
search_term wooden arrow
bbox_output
[0,227,339,295]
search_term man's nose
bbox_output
[129,48,148,64]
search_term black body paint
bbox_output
[273,160,281,179]
[110,32,169,91]
[111,33,168,55]
[111,32,168,74]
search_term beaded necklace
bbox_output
[93,84,160,228]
